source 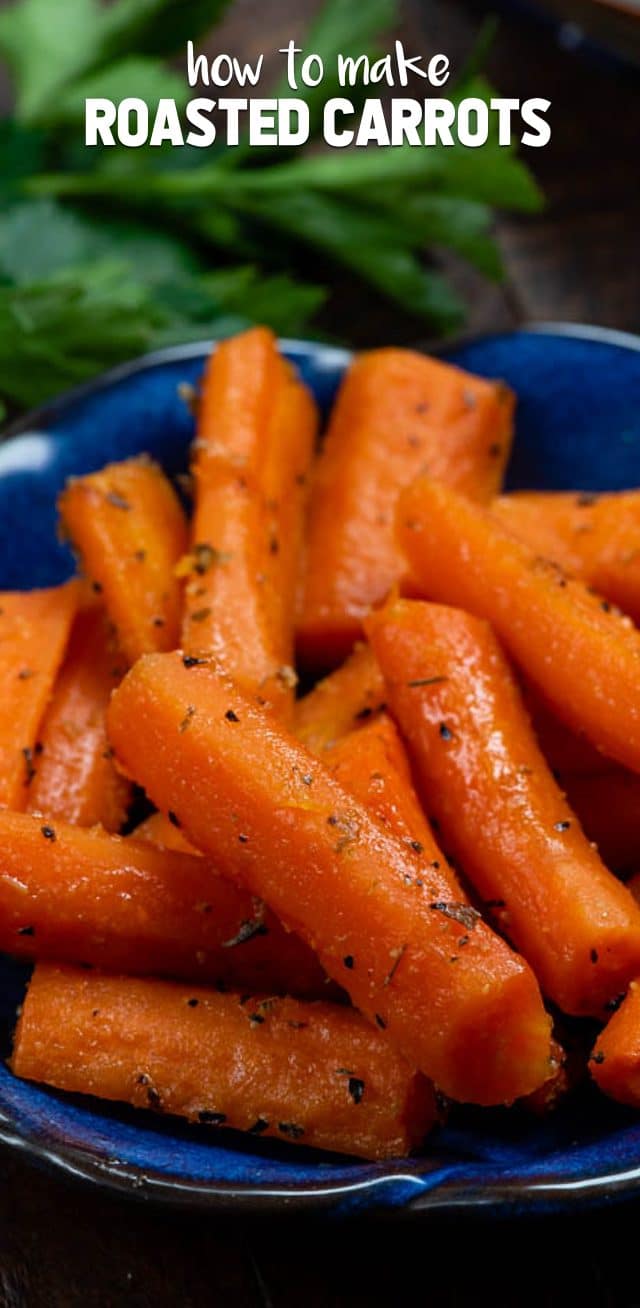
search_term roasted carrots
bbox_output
[107,652,553,1106]
[12,963,437,1160]
[27,604,130,831]
[494,490,640,624]
[367,599,640,1017]
[398,478,640,774]
[0,582,77,811]
[182,327,317,718]
[590,981,640,1108]
[0,811,327,996]
[293,643,386,752]
[59,456,188,666]
[298,348,514,667]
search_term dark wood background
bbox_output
[1,1,640,1303]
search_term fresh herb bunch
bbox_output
[0,0,541,420]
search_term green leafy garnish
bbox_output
[0,0,543,419]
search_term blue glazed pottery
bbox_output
[1,323,640,1215]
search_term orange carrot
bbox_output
[0,810,327,996]
[132,809,200,856]
[59,456,188,666]
[324,712,447,866]
[590,980,640,1107]
[494,490,640,624]
[12,963,437,1160]
[398,478,640,774]
[523,684,610,775]
[27,605,130,831]
[298,348,514,667]
[182,328,317,718]
[107,652,552,1106]
[561,769,640,873]
[366,599,640,1017]
[0,583,78,811]
[293,643,387,752]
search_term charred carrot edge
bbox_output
[293,643,387,752]
[298,348,514,668]
[12,962,437,1161]
[591,980,640,1108]
[398,477,640,774]
[0,811,328,997]
[561,769,640,874]
[28,605,130,831]
[0,582,78,811]
[107,652,552,1106]
[59,456,188,667]
[181,328,317,720]
[494,490,640,625]
[366,599,640,1018]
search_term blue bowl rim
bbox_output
[2,319,640,1216]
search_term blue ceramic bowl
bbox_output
[2,323,640,1216]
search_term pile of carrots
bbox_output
[5,326,640,1162]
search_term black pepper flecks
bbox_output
[183,656,207,668]
[22,747,36,785]
[278,1122,305,1139]
[409,840,423,854]
[40,825,56,842]
[375,1014,387,1030]
[554,820,571,832]
[179,705,196,733]
[198,1110,227,1125]
[17,668,34,681]
[247,1118,269,1134]
[17,925,35,936]
[190,607,212,623]
[407,676,448,688]
[439,722,454,741]
[168,811,181,828]
[225,709,239,723]
[384,943,407,987]
[343,955,355,970]
[186,997,199,1008]
[590,949,599,964]
[348,1077,365,1105]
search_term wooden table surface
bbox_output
[1,1,640,1303]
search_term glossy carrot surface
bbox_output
[367,599,640,1017]
[107,652,553,1105]
[12,962,437,1160]
[294,643,387,752]
[399,478,640,773]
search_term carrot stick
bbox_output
[523,684,611,775]
[298,349,514,667]
[132,809,200,856]
[27,605,130,831]
[561,769,640,874]
[106,652,552,1106]
[59,457,188,666]
[0,811,327,996]
[182,328,317,718]
[293,643,387,752]
[366,599,640,1017]
[494,490,640,624]
[590,980,640,1107]
[398,478,640,774]
[12,962,437,1160]
[324,712,447,863]
[0,583,78,811]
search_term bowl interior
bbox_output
[2,326,640,1214]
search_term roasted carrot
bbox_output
[494,490,640,624]
[298,348,514,667]
[398,478,640,774]
[107,652,552,1105]
[590,980,640,1107]
[561,769,640,873]
[520,1038,570,1116]
[293,643,387,752]
[0,583,78,811]
[323,712,448,865]
[0,810,327,996]
[132,809,200,856]
[27,605,130,831]
[12,963,437,1160]
[366,599,640,1017]
[59,457,188,666]
[182,328,317,718]
[523,684,610,775]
